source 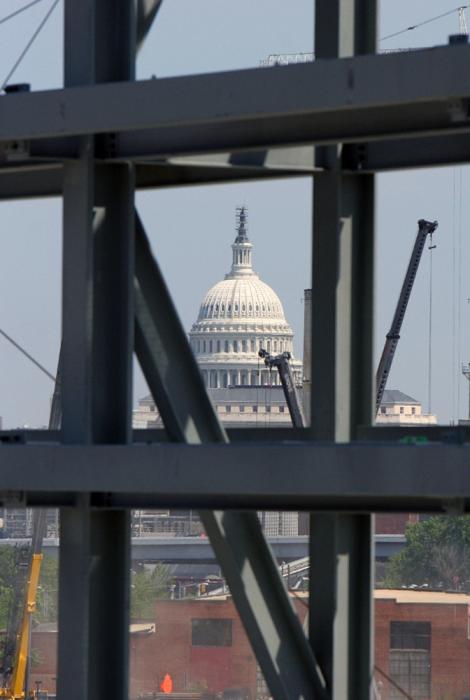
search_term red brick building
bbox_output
[30,591,470,699]
[375,589,470,700]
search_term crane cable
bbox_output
[427,233,435,416]
[0,0,61,93]
[452,169,457,423]
[380,5,470,42]
[457,168,464,420]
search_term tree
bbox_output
[130,563,172,619]
[385,515,470,589]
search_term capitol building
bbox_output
[189,207,302,391]
[134,207,303,430]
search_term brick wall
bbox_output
[375,513,419,535]
[375,595,470,699]
[29,593,470,700]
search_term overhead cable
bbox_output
[0,327,56,383]
[1,0,60,93]
[0,0,46,28]
[380,5,469,41]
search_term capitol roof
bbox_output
[191,207,292,332]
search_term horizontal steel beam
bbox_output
[343,132,470,171]
[0,45,470,155]
[0,158,313,200]
[0,442,470,510]
[4,424,470,444]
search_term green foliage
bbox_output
[130,563,172,620]
[35,554,58,623]
[0,547,21,629]
[385,515,470,589]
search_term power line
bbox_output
[0,0,60,93]
[0,0,46,27]
[0,328,56,383]
[380,5,469,42]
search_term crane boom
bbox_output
[258,350,305,428]
[375,218,438,413]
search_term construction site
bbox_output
[4,1,470,700]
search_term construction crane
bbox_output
[0,515,45,700]
[375,219,438,413]
[0,360,60,699]
[258,349,305,428]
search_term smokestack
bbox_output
[302,288,312,426]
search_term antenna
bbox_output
[459,6,468,34]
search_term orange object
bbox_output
[160,673,173,694]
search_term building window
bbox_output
[251,339,255,352]
[400,406,404,414]
[253,406,258,413]
[242,340,247,353]
[197,340,200,353]
[231,372,237,385]
[389,621,431,699]
[267,340,271,352]
[381,407,386,414]
[203,341,206,353]
[222,372,228,388]
[266,406,271,413]
[226,405,231,413]
[240,405,245,412]
[192,619,232,647]
[412,406,416,415]
[274,340,277,351]
[225,340,229,352]
[209,340,213,353]
[217,340,221,353]
[233,340,238,353]
[279,406,285,413]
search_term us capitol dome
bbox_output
[189,207,302,390]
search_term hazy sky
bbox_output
[0,0,468,428]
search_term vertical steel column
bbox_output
[309,1,376,698]
[88,163,134,700]
[58,3,95,699]
[58,3,135,700]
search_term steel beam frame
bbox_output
[0,441,469,510]
[2,0,470,698]
[0,44,469,149]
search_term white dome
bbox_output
[195,276,289,328]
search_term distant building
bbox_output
[30,589,470,700]
[133,207,301,432]
[376,389,437,426]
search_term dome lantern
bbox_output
[228,207,253,279]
